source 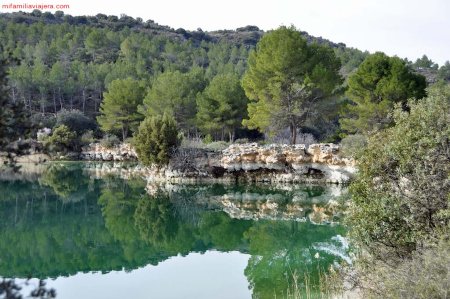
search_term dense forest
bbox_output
[1,10,448,147]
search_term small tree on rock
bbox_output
[134,114,180,166]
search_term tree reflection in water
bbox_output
[0,163,348,298]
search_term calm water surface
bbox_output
[0,163,349,298]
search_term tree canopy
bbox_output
[340,52,427,134]
[141,68,206,134]
[242,26,342,144]
[97,78,145,141]
[133,113,180,166]
[196,73,248,141]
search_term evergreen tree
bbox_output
[437,61,450,81]
[340,52,427,134]
[133,113,180,166]
[97,78,145,141]
[413,54,438,70]
[0,51,29,165]
[142,68,206,135]
[242,26,342,144]
[196,73,248,141]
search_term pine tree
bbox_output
[196,73,248,141]
[133,113,180,166]
[242,26,342,144]
[0,51,30,165]
[142,68,206,135]
[340,52,427,134]
[97,78,145,141]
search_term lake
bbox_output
[0,163,349,298]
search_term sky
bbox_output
[2,0,450,65]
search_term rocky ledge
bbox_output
[82,143,356,184]
[80,143,138,161]
[219,143,355,183]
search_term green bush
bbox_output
[80,130,95,146]
[133,114,180,166]
[30,113,56,130]
[347,89,449,259]
[56,109,97,135]
[339,134,367,158]
[346,85,450,297]
[46,125,78,152]
[206,141,229,151]
[203,134,213,144]
[99,134,120,148]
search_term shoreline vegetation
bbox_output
[0,10,449,299]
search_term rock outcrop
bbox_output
[80,143,137,161]
[219,143,355,183]
[81,142,356,184]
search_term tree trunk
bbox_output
[122,124,128,141]
[290,123,297,145]
[11,88,16,103]
[58,87,63,110]
[40,92,45,114]
[52,90,57,113]
[82,89,86,113]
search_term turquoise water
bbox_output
[0,163,348,298]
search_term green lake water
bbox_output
[0,163,349,299]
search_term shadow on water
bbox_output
[0,163,349,298]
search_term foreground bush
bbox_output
[134,114,180,166]
[365,238,450,299]
[339,134,367,158]
[346,86,450,297]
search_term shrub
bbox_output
[346,86,450,297]
[46,125,77,152]
[339,134,367,158]
[37,128,52,142]
[80,130,95,146]
[100,134,120,148]
[30,113,56,130]
[234,138,249,144]
[206,141,229,151]
[133,114,180,166]
[347,89,449,259]
[203,134,213,144]
[56,109,96,135]
[180,137,204,149]
[358,238,450,299]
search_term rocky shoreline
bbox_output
[2,142,356,184]
[81,142,356,184]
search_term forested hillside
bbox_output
[0,11,365,117]
[0,10,448,145]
